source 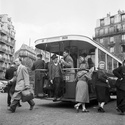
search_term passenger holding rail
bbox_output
[95,61,110,113]
[113,60,125,115]
[74,54,92,113]
[60,48,75,82]
[31,54,45,97]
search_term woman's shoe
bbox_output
[82,109,89,113]
[74,105,79,113]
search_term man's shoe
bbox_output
[8,107,15,113]
[29,102,35,110]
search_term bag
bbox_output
[115,79,122,89]
[21,88,34,102]
[43,79,53,90]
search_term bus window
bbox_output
[107,55,112,72]
[98,49,106,68]
[113,59,118,69]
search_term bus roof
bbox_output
[35,34,122,63]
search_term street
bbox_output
[0,93,125,125]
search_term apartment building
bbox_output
[14,44,36,68]
[93,10,125,61]
[0,14,16,78]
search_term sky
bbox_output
[0,0,125,51]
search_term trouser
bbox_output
[10,99,35,112]
[7,87,11,106]
[35,72,44,96]
[53,77,61,98]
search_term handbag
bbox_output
[21,88,34,102]
[43,79,53,90]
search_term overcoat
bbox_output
[113,66,125,91]
[12,64,30,100]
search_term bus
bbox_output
[34,35,122,102]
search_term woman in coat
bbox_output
[95,61,110,113]
[113,60,125,115]
[74,55,92,113]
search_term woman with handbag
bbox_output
[74,55,92,113]
[113,60,125,115]
[94,61,110,113]
[8,58,35,113]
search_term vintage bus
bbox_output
[34,35,122,102]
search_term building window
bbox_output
[121,14,125,21]
[99,29,104,35]
[109,47,114,53]
[100,19,104,26]
[105,27,109,34]
[121,45,125,52]
[109,26,115,33]
[122,24,125,31]
[110,37,115,43]
[122,34,125,41]
[100,39,104,45]
[110,16,114,24]
[115,24,121,32]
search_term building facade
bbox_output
[14,44,37,69]
[93,10,125,61]
[0,14,16,78]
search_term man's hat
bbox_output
[51,54,58,60]
[37,54,42,58]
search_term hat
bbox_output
[80,53,87,57]
[99,61,105,65]
[37,54,42,58]
[51,54,58,60]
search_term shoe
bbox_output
[8,107,15,113]
[98,107,105,113]
[116,107,121,112]
[18,104,22,107]
[74,105,79,113]
[29,102,35,110]
[82,109,89,113]
[53,98,57,102]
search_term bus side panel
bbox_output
[63,82,76,99]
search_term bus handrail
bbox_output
[35,69,48,72]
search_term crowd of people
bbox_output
[4,48,125,115]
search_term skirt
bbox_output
[75,80,89,103]
[117,88,125,112]
[95,85,110,103]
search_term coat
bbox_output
[63,55,75,73]
[31,59,45,80]
[95,69,109,87]
[15,64,30,91]
[113,66,125,91]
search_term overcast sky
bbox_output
[0,0,125,51]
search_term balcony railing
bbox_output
[108,42,115,47]
[120,40,125,45]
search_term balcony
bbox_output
[0,56,5,62]
[120,40,125,45]
[94,28,125,38]
[0,47,6,53]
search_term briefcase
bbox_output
[21,89,34,102]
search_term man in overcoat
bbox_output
[8,58,35,113]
